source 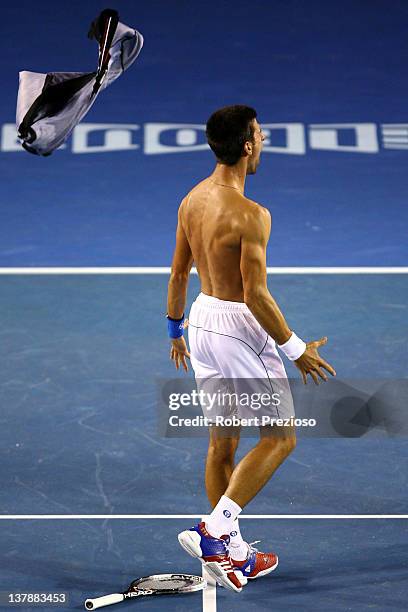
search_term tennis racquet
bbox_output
[84,573,206,609]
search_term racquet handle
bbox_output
[84,593,124,610]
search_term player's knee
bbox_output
[275,434,296,457]
[282,434,297,456]
[208,438,238,465]
[259,433,296,457]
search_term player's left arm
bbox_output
[167,202,193,371]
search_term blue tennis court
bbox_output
[0,0,407,610]
[0,272,407,609]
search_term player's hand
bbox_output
[170,320,190,372]
[294,337,336,385]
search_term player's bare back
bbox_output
[180,176,267,303]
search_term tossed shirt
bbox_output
[16,15,143,156]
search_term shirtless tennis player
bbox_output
[166,105,336,592]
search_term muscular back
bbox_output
[179,177,270,302]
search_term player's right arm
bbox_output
[240,206,291,345]
[240,205,336,384]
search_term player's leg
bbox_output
[227,426,295,580]
[193,426,294,586]
[205,424,241,507]
[204,425,295,541]
[224,424,296,508]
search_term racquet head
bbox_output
[129,573,206,594]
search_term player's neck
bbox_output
[211,162,247,194]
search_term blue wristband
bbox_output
[167,314,185,339]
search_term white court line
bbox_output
[202,566,217,612]
[0,514,406,519]
[0,267,407,274]
[201,516,217,612]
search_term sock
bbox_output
[205,495,242,539]
[228,518,248,561]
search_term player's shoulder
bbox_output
[242,196,271,223]
[179,179,206,210]
[238,198,271,242]
[178,193,191,218]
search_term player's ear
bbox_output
[243,140,253,156]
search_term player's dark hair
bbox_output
[206,105,257,166]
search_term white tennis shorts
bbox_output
[188,293,295,422]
